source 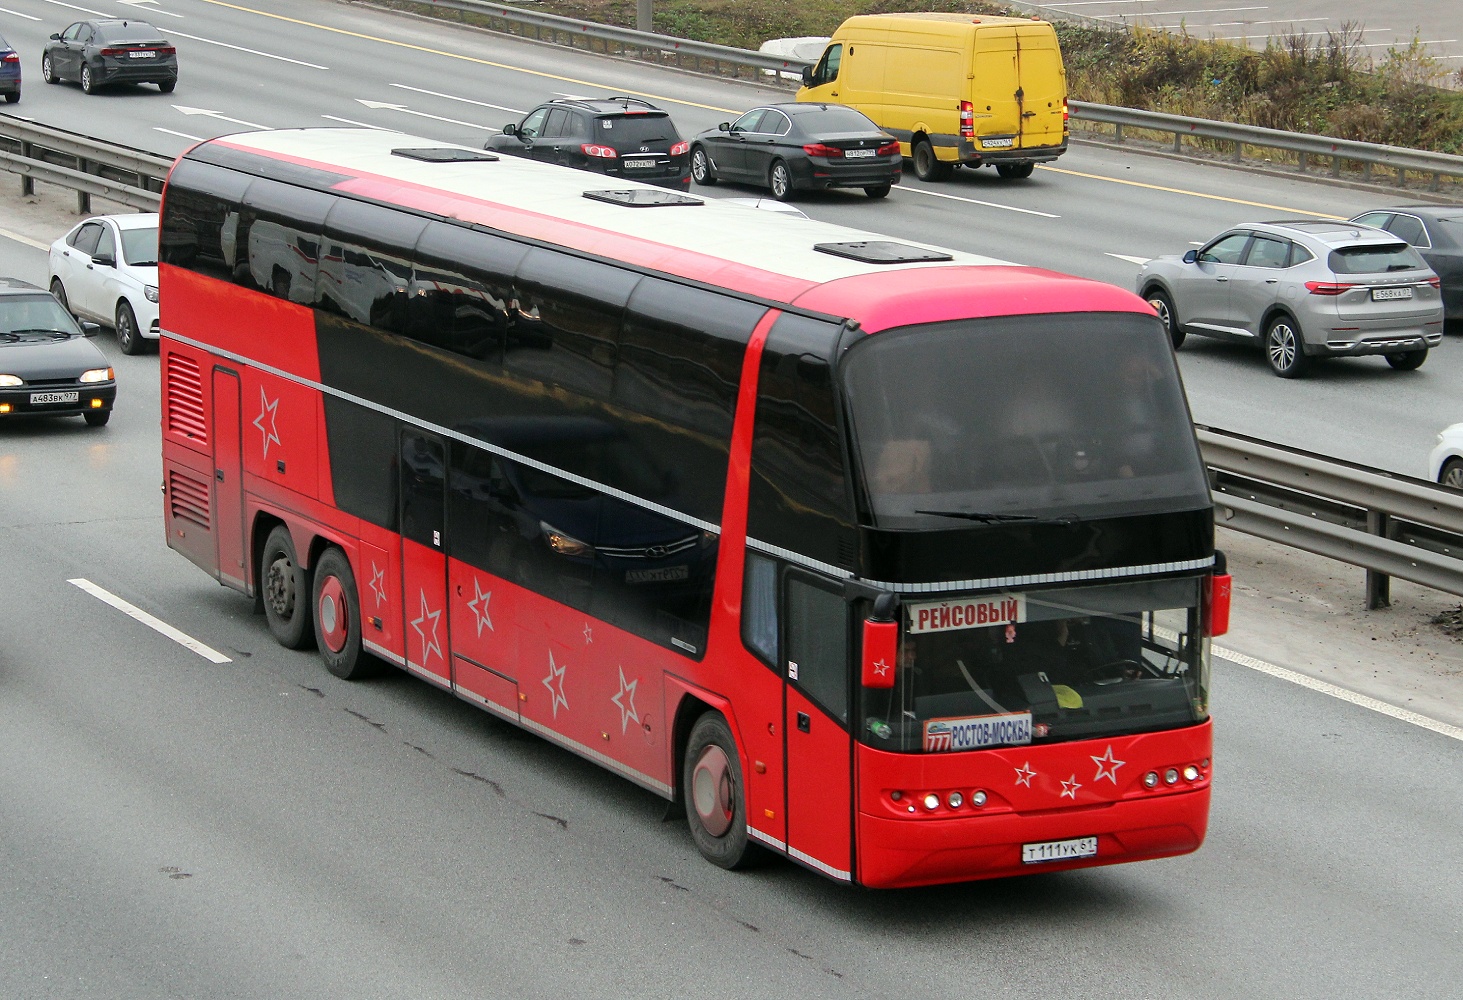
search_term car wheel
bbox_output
[912,138,951,182]
[50,278,71,315]
[313,547,372,680]
[1442,458,1463,490]
[683,712,762,870]
[80,64,96,95]
[768,159,794,202]
[1146,288,1185,349]
[83,410,110,427]
[1385,348,1427,371]
[1264,315,1309,378]
[42,54,57,84]
[115,301,144,356]
[4,91,18,105]
[996,162,1035,180]
[262,525,315,650]
[158,79,176,94]
[864,183,891,199]
[689,145,716,186]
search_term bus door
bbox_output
[782,570,854,881]
[399,428,451,687]
[211,367,246,589]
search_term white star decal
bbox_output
[872,658,890,678]
[1091,745,1125,784]
[368,562,387,608]
[466,578,494,637]
[543,652,569,718]
[409,589,442,665]
[1014,762,1037,788]
[252,387,281,459]
[611,666,639,734]
[582,622,593,644]
[1060,774,1082,799]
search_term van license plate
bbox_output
[623,158,656,169]
[31,391,79,404]
[1022,836,1097,864]
[846,148,876,158]
[1372,287,1413,300]
[981,137,1015,149]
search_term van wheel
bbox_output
[996,162,1035,180]
[1385,348,1427,371]
[262,525,315,649]
[768,160,794,202]
[912,139,951,181]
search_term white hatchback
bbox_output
[1430,423,1463,489]
[49,213,159,355]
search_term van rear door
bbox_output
[971,25,1065,152]
[1013,25,1065,149]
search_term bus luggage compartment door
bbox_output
[400,429,451,687]
[211,368,246,590]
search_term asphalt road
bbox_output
[0,0,1458,477]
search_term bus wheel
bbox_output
[313,547,369,679]
[683,712,761,869]
[261,525,314,649]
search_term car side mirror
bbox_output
[80,321,101,337]
[50,32,61,40]
[861,593,900,689]
[801,66,813,86]
[502,123,517,136]
[718,122,731,132]
[1182,250,1198,264]
[93,253,115,268]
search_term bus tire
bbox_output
[313,547,370,679]
[683,712,761,870]
[261,525,315,650]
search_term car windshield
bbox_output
[0,294,83,338]
[120,226,159,266]
[840,312,1211,528]
[598,115,676,145]
[860,577,1210,752]
[1329,243,1427,274]
[801,108,880,132]
[97,22,166,43]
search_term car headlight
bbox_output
[79,367,114,384]
[145,285,159,303]
[0,374,21,387]
[540,521,594,558]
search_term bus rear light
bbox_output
[669,140,689,156]
[803,142,844,158]
[581,143,618,159]
[1305,281,1356,295]
[971,790,988,807]
[922,793,940,811]
[1183,765,1200,781]
[947,791,964,808]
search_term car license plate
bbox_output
[981,136,1015,149]
[623,158,656,169]
[1022,836,1098,864]
[30,391,79,405]
[129,50,157,59]
[1372,286,1413,301]
[846,148,876,158]
[626,565,689,584]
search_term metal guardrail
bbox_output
[1199,427,1463,607]
[0,115,168,213]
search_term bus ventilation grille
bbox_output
[168,471,211,530]
[166,353,207,443]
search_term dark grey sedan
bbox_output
[41,19,177,95]
[1350,206,1463,330]
[690,103,901,201]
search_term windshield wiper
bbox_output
[7,328,74,338]
[129,259,158,267]
[915,509,1037,523]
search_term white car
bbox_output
[49,213,159,355]
[1429,423,1463,489]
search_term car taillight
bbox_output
[669,140,689,156]
[157,47,176,56]
[100,48,128,56]
[1,53,18,64]
[803,142,843,158]
[1305,281,1357,295]
[1426,276,1442,288]
[960,101,974,139]
[876,140,900,156]
[581,144,618,159]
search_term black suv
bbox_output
[485,98,690,190]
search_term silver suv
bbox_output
[1137,221,1444,377]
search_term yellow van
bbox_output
[797,13,1068,181]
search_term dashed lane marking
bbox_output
[69,579,232,664]
[898,185,1060,218]
[0,227,50,251]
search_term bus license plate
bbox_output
[1022,836,1098,864]
[846,148,875,158]
[31,391,79,404]
[623,158,656,169]
[981,137,1015,149]
[1372,286,1412,300]
[129,50,157,58]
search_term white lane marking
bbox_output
[898,185,1060,218]
[357,100,496,131]
[40,1,109,16]
[1094,7,1268,17]
[0,5,42,20]
[154,127,204,141]
[1216,644,1463,743]
[173,104,270,129]
[322,115,390,129]
[167,30,328,69]
[69,578,232,664]
[1156,18,1330,28]
[389,84,524,115]
[553,92,593,100]
[1355,38,1457,48]
[1107,252,1151,265]
[0,226,49,250]
[119,0,183,16]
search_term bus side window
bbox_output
[240,178,332,306]
[410,222,525,365]
[784,573,849,724]
[742,553,778,665]
[159,158,251,283]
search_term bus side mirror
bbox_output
[861,593,900,689]
[1206,550,1231,637]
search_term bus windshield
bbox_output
[861,577,1210,752]
[841,312,1210,528]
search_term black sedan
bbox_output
[41,19,177,95]
[690,103,901,201]
[1351,206,1463,330]
[0,279,116,427]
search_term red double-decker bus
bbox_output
[158,127,1227,888]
